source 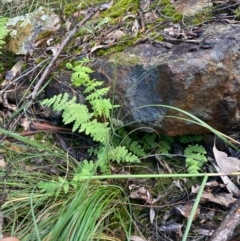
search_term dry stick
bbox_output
[26,7,99,103]
[209,198,240,241]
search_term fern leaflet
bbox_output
[184,144,207,174]
[62,103,93,130]
[84,80,104,93]
[90,98,113,118]
[112,146,140,163]
[86,87,110,100]
[79,120,109,143]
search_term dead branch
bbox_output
[27,7,99,102]
[209,198,240,241]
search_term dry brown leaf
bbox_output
[223,19,240,24]
[0,93,17,111]
[213,143,240,173]
[140,0,151,10]
[192,180,238,206]
[130,236,146,241]
[191,181,226,193]
[106,29,125,43]
[159,223,183,235]
[90,45,105,53]
[175,201,200,219]
[21,118,31,131]
[200,191,236,207]
[0,157,6,169]
[129,186,153,203]
[195,228,214,236]
[150,207,155,224]
[209,158,240,197]
[46,45,60,57]
[4,60,25,83]
[100,0,113,10]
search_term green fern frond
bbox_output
[187,165,201,174]
[157,140,171,154]
[71,71,91,87]
[112,146,140,163]
[184,144,207,155]
[84,80,104,93]
[90,98,113,118]
[41,93,76,111]
[74,160,95,177]
[186,156,204,167]
[42,59,145,175]
[0,16,9,54]
[41,94,58,108]
[79,120,109,143]
[62,103,93,131]
[55,94,77,111]
[184,144,207,174]
[71,65,93,87]
[137,133,157,150]
[95,147,111,173]
[86,87,110,100]
[129,141,146,156]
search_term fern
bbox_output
[41,93,75,111]
[112,146,140,163]
[90,98,113,118]
[112,128,146,157]
[157,140,172,154]
[38,176,69,196]
[86,87,110,100]
[184,144,207,174]
[73,160,96,185]
[0,16,8,54]
[84,80,104,93]
[129,141,146,156]
[140,133,158,150]
[41,60,141,175]
[79,120,110,143]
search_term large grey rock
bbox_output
[6,7,60,55]
[92,23,240,135]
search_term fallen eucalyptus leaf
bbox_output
[4,60,25,82]
[0,157,6,169]
[129,186,153,203]
[209,158,240,197]
[175,201,200,219]
[150,207,155,224]
[90,44,105,53]
[192,187,237,207]
[213,143,240,173]
[130,236,146,241]
[100,0,113,11]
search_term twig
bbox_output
[209,198,240,241]
[27,7,99,102]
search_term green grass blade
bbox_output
[30,188,41,241]
[182,175,208,241]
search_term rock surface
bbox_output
[92,23,240,135]
[173,0,212,16]
[6,7,60,55]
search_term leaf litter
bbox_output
[1,0,240,240]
